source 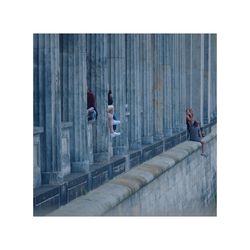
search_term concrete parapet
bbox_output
[48,125,216,216]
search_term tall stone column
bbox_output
[203,34,209,125]
[34,34,63,184]
[172,34,181,133]
[126,34,141,150]
[139,34,154,144]
[191,34,204,124]
[163,35,173,137]
[34,36,44,187]
[210,34,217,121]
[200,34,205,126]
[185,35,192,109]
[110,34,129,155]
[152,34,164,140]
[60,35,69,122]
[86,34,110,162]
[61,34,89,172]
[179,34,187,130]
[207,34,212,124]
[33,35,41,127]
[59,35,72,177]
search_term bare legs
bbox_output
[108,112,115,133]
[201,140,207,157]
[107,105,120,137]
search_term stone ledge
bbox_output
[48,126,217,216]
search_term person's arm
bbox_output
[201,128,205,137]
[198,128,202,138]
[186,114,192,122]
[87,107,94,112]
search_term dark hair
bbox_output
[108,90,113,105]
[193,121,199,127]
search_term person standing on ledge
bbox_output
[190,120,207,157]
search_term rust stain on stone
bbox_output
[139,164,164,177]
[111,174,147,193]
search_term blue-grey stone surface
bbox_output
[33,34,217,196]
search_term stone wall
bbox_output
[48,125,216,216]
[33,34,217,215]
[105,126,217,216]
[34,34,217,184]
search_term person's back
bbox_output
[190,126,201,142]
[190,121,201,142]
[189,120,207,157]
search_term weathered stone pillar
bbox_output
[163,34,173,137]
[61,34,89,172]
[33,127,43,187]
[139,34,154,144]
[34,34,63,184]
[185,34,192,109]
[152,34,164,140]
[200,34,205,126]
[210,34,217,121]
[60,122,72,177]
[87,123,94,164]
[126,34,141,150]
[172,34,181,133]
[179,34,187,130]
[33,35,43,188]
[33,35,42,128]
[207,34,212,124]
[86,34,110,162]
[60,35,69,123]
[110,34,129,155]
[203,34,209,125]
[59,36,72,177]
[191,34,204,124]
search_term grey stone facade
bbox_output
[33,34,217,214]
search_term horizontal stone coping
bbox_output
[61,122,73,129]
[48,127,216,216]
[33,127,44,134]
